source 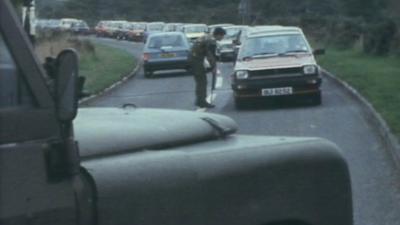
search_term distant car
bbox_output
[95,21,111,37]
[232,26,325,108]
[216,25,248,61]
[182,24,208,42]
[142,32,191,78]
[71,20,90,35]
[144,22,165,42]
[109,21,129,39]
[163,23,183,32]
[127,23,146,42]
[59,18,80,31]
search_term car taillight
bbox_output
[143,53,150,61]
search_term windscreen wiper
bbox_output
[280,50,309,55]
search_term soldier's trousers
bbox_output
[191,60,208,104]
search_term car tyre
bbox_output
[234,97,246,109]
[144,69,153,78]
[311,92,322,105]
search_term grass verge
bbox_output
[79,44,136,94]
[35,36,136,95]
[317,48,400,138]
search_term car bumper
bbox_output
[131,35,144,41]
[232,76,322,98]
[144,58,190,71]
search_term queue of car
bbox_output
[35,18,325,107]
[36,18,90,35]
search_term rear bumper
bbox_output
[144,58,190,71]
[232,76,322,98]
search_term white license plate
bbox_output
[161,53,176,58]
[262,87,293,96]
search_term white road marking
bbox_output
[216,77,223,88]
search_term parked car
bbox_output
[143,32,191,78]
[232,26,325,108]
[216,25,248,61]
[182,24,208,42]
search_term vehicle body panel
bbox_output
[75,108,238,159]
[83,136,353,225]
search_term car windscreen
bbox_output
[147,35,186,49]
[185,26,207,33]
[225,28,241,39]
[238,34,310,59]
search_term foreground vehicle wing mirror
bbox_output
[55,49,79,122]
[313,49,326,55]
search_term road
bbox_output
[86,38,400,225]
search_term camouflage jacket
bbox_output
[190,35,217,69]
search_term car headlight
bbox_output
[236,70,249,79]
[303,65,318,75]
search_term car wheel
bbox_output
[311,92,322,105]
[234,97,245,109]
[144,69,153,78]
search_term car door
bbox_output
[0,1,79,224]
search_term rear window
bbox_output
[147,35,186,49]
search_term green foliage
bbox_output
[363,19,398,55]
[80,43,135,94]
[36,0,400,54]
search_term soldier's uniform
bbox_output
[190,35,217,106]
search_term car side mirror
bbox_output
[55,49,79,122]
[313,49,326,56]
[232,39,240,46]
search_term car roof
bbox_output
[224,25,249,30]
[184,24,207,27]
[209,24,234,28]
[247,26,303,38]
[147,32,186,38]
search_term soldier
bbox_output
[190,27,226,108]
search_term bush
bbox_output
[324,17,364,49]
[391,33,400,56]
[363,19,398,55]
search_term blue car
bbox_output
[143,32,191,78]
